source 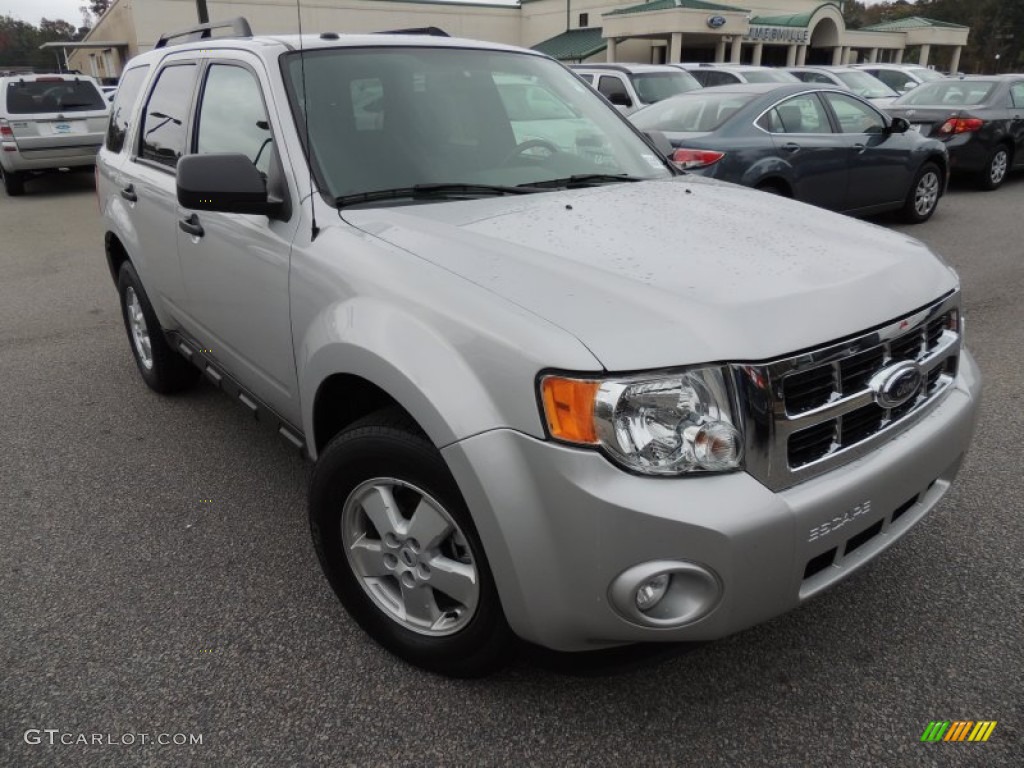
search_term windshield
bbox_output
[835,70,898,99]
[895,80,998,106]
[630,92,756,133]
[283,48,672,202]
[631,71,701,103]
[742,70,799,84]
[5,79,105,114]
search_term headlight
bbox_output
[540,368,743,476]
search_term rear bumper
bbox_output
[943,135,992,174]
[1,144,101,172]
[442,351,981,651]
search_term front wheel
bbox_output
[977,145,1010,191]
[309,409,515,676]
[901,162,942,223]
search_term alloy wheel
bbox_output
[990,149,1009,186]
[341,478,479,636]
[125,286,153,370]
[914,170,940,217]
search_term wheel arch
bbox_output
[104,231,131,284]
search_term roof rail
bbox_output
[154,17,253,49]
[377,27,449,37]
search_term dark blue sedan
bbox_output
[630,83,949,223]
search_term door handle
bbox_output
[781,142,800,152]
[178,213,205,238]
[120,184,137,202]
[852,143,867,154]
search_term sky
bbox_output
[2,0,894,29]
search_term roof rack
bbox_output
[377,27,449,37]
[154,17,253,49]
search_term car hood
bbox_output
[342,177,958,370]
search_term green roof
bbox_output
[532,28,607,61]
[606,0,749,18]
[862,16,968,32]
[750,3,841,27]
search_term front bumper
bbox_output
[442,350,980,651]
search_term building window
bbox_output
[579,13,589,28]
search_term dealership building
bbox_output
[66,0,969,81]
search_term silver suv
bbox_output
[571,63,701,115]
[98,19,981,676]
[0,73,109,195]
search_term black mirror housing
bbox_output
[177,153,279,216]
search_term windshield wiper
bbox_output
[519,173,647,189]
[335,183,542,208]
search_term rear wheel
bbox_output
[1,166,24,196]
[309,408,515,677]
[977,145,1010,190]
[755,181,787,196]
[901,162,941,223]
[117,262,198,393]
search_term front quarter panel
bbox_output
[290,216,603,456]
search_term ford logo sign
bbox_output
[707,15,727,29]
[869,362,924,409]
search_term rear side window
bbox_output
[1012,83,1024,108]
[597,75,629,103]
[5,79,105,114]
[105,66,150,153]
[138,64,197,168]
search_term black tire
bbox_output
[977,144,1011,191]
[1,166,25,196]
[309,408,515,677]
[116,262,199,394]
[901,162,942,224]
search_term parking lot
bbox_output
[1,172,1022,767]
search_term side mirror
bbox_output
[177,153,281,217]
[889,116,911,134]
[607,91,633,108]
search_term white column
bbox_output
[752,42,764,66]
[894,48,904,63]
[868,47,879,63]
[845,48,855,65]
[949,45,962,73]
[796,45,808,66]
[730,36,743,64]
[715,38,727,63]
[786,44,798,67]
[832,46,843,66]
[669,32,683,64]
[607,37,617,63]
[918,44,931,67]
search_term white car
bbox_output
[850,64,947,95]
[0,73,109,195]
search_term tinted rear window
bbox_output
[630,71,701,104]
[6,79,105,114]
[742,70,799,84]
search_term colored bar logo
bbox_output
[920,721,997,742]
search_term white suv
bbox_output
[0,73,109,195]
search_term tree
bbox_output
[0,14,85,70]
[89,0,110,18]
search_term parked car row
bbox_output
[0,72,110,195]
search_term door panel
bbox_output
[175,60,301,422]
[765,93,847,210]
[822,91,911,211]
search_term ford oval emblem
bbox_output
[707,15,727,29]
[869,362,923,409]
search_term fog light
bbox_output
[635,574,670,612]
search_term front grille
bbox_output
[738,293,962,491]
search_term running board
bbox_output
[167,330,308,458]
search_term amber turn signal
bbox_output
[540,376,600,445]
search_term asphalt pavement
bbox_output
[1,171,1021,767]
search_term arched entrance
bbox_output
[808,17,840,65]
